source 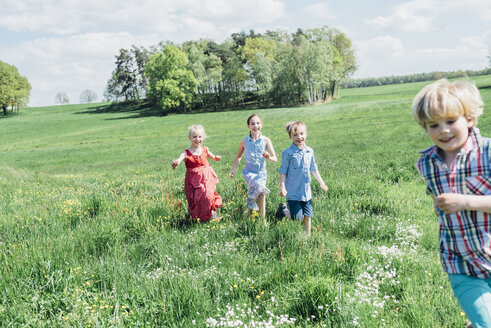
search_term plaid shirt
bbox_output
[417,127,491,279]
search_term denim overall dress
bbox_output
[242,134,270,210]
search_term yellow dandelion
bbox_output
[233,284,238,288]
[256,295,261,299]
[461,312,466,317]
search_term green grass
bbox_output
[1,75,491,327]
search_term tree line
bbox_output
[104,26,357,114]
[342,67,491,89]
[0,60,31,116]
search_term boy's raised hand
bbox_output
[171,160,179,169]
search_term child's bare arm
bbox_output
[207,150,221,162]
[436,193,491,214]
[262,137,277,163]
[312,170,328,192]
[280,174,287,197]
[229,140,245,178]
[171,151,186,169]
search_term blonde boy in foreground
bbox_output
[413,79,491,328]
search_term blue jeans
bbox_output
[448,273,491,328]
[287,200,312,220]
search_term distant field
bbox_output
[1,75,490,327]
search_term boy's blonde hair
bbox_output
[412,79,484,128]
[188,125,207,138]
[285,121,307,137]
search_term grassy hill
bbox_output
[1,76,491,327]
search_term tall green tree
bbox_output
[145,45,197,114]
[105,46,149,101]
[306,26,357,98]
[0,61,31,115]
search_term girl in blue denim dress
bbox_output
[229,114,277,221]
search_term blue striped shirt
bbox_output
[417,127,491,278]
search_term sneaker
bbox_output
[275,203,287,219]
[211,211,221,222]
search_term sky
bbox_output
[1,0,490,107]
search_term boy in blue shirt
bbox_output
[276,121,328,234]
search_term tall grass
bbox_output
[1,75,490,327]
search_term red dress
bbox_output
[184,146,222,222]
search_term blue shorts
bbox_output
[287,200,312,220]
[448,273,491,328]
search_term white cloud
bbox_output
[365,0,437,32]
[0,32,158,106]
[354,31,490,78]
[301,3,335,20]
[0,0,285,37]
[365,0,491,32]
[357,35,404,59]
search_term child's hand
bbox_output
[229,170,235,178]
[214,155,221,162]
[436,193,467,214]
[262,151,270,159]
[320,183,328,192]
[280,187,287,197]
[171,160,179,169]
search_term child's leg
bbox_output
[257,192,266,219]
[301,200,313,235]
[448,273,491,328]
[303,216,311,235]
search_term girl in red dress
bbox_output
[171,125,222,222]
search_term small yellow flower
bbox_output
[461,312,466,317]
[233,284,238,288]
[428,273,432,276]
[256,295,261,299]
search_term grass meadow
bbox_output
[1,75,491,327]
